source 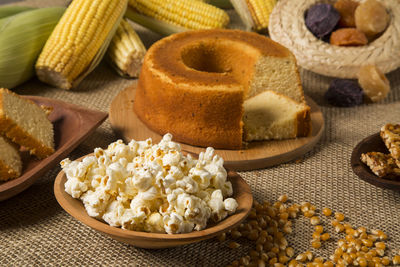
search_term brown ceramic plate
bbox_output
[351,133,400,190]
[0,96,108,201]
[54,155,253,249]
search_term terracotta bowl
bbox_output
[54,155,253,249]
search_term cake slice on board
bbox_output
[0,135,22,181]
[243,90,311,142]
[0,88,54,159]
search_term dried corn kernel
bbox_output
[312,240,322,249]
[375,242,386,250]
[278,194,288,203]
[229,241,240,249]
[335,224,345,233]
[304,210,315,218]
[313,232,321,239]
[381,256,390,266]
[286,247,295,258]
[310,216,321,225]
[335,212,345,221]
[321,233,330,241]
[393,255,400,264]
[315,225,324,233]
[296,253,307,262]
[217,233,226,242]
[322,208,332,216]
[305,250,313,261]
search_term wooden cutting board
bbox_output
[109,83,324,171]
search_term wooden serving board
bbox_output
[109,83,324,171]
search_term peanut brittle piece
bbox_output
[360,152,400,178]
[380,123,400,167]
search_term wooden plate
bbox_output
[109,83,324,171]
[0,96,108,201]
[54,155,253,249]
[351,133,400,190]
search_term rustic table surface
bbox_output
[1,0,400,266]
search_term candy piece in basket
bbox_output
[325,79,363,107]
[334,0,359,27]
[354,0,390,39]
[61,133,238,234]
[330,28,368,46]
[305,3,340,39]
[358,65,390,103]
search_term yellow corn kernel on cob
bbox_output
[230,0,277,32]
[128,0,229,33]
[36,0,128,90]
[107,19,146,78]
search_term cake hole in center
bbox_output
[181,43,231,73]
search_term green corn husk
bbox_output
[0,6,35,19]
[0,7,65,89]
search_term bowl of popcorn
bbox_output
[54,134,253,248]
[269,0,400,79]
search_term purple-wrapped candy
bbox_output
[305,3,341,38]
[325,79,363,107]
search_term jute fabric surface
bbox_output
[1,1,400,266]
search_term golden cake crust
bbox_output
[0,159,20,181]
[134,29,302,149]
[0,89,54,159]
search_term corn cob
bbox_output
[0,6,35,19]
[126,0,229,35]
[36,0,128,90]
[230,0,277,32]
[107,19,146,78]
[0,7,65,89]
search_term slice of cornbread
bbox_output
[0,88,54,159]
[0,135,22,181]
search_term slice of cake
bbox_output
[360,152,400,178]
[380,123,400,168]
[0,88,54,159]
[243,91,311,141]
[0,135,22,181]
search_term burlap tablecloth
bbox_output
[1,1,400,266]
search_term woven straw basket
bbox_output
[269,0,400,78]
